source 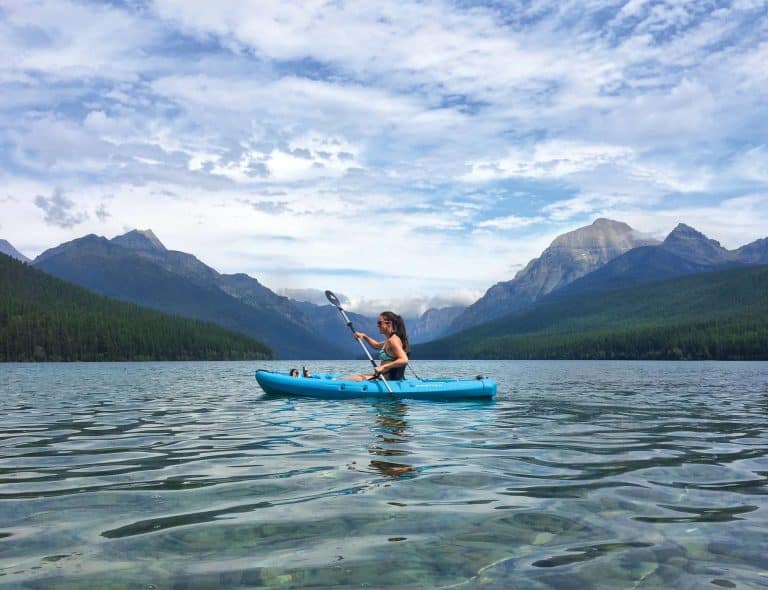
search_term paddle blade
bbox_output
[325,290,341,307]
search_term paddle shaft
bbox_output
[326,293,393,393]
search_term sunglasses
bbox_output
[377,320,392,326]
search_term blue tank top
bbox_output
[378,339,407,380]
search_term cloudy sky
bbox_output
[2,0,767,315]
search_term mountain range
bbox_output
[32,230,346,359]
[4,218,767,359]
[15,229,463,357]
[553,224,749,298]
[447,218,658,332]
[413,263,768,360]
[445,219,767,334]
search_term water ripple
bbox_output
[1,360,766,588]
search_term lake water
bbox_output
[1,360,767,589]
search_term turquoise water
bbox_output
[1,360,766,589]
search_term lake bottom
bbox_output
[1,360,766,589]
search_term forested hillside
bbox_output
[413,265,768,360]
[0,254,273,361]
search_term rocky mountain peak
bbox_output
[549,218,647,252]
[518,218,658,285]
[32,234,109,265]
[592,217,621,227]
[664,223,712,242]
[0,239,31,263]
[661,223,731,264]
[449,218,658,333]
[736,237,768,264]
[111,229,166,252]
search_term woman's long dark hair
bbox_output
[381,311,410,353]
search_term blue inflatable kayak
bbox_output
[255,370,496,400]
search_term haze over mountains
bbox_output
[4,218,767,359]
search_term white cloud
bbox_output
[8,113,113,174]
[606,193,768,249]
[595,78,718,144]
[462,141,635,182]
[1,0,767,305]
[476,215,544,231]
[731,146,768,183]
[1,0,159,80]
[736,42,768,89]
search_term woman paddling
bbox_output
[341,311,410,381]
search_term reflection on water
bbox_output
[0,360,767,589]
[368,401,418,479]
